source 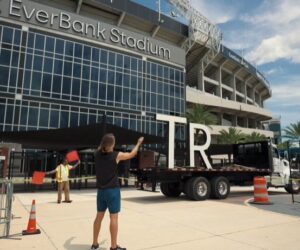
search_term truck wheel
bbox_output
[183,178,193,195]
[160,182,181,197]
[184,177,210,201]
[285,180,300,194]
[210,176,230,199]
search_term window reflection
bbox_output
[0,24,185,139]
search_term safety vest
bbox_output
[56,164,70,182]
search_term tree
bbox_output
[278,141,289,150]
[186,104,217,126]
[244,132,267,143]
[218,127,245,144]
[186,104,217,167]
[218,127,246,164]
[283,121,300,139]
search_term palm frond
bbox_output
[283,121,300,139]
[186,104,217,126]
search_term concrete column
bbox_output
[232,76,236,101]
[232,115,237,126]
[218,113,222,125]
[244,83,247,103]
[245,117,249,128]
[258,94,262,107]
[260,97,264,108]
[216,66,222,98]
[197,62,204,91]
[251,87,256,104]
[244,117,247,127]
[257,121,262,129]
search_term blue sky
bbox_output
[133,0,300,128]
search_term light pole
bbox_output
[157,0,162,23]
[156,0,178,23]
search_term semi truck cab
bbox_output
[267,144,300,193]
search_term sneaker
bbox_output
[110,245,126,250]
[63,200,72,203]
[90,244,99,250]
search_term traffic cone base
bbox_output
[22,228,41,235]
[249,198,273,205]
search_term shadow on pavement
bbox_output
[123,189,290,207]
[0,233,22,240]
[64,237,106,250]
[229,190,286,197]
[123,194,190,204]
[248,194,300,218]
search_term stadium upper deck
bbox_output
[0,0,273,142]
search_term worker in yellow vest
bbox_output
[46,158,80,203]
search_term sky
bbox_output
[133,0,300,129]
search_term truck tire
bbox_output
[210,176,230,199]
[184,177,211,201]
[285,174,300,194]
[160,182,181,197]
[183,178,193,195]
[284,180,300,194]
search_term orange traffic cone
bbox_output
[22,199,41,235]
[250,176,273,205]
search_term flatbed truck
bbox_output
[131,114,300,201]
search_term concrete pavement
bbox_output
[1,187,300,250]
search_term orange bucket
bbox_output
[251,176,272,205]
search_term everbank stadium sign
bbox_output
[2,0,186,64]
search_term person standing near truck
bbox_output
[46,158,80,203]
[91,134,144,250]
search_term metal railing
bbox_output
[168,0,222,53]
[0,179,13,238]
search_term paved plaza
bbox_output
[1,187,300,250]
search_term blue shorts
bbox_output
[97,188,121,214]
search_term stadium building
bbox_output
[0,0,273,147]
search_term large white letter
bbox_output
[189,123,212,169]
[9,0,21,17]
[36,10,49,24]
[110,28,120,43]
[60,12,71,29]
[156,114,187,169]
[72,20,84,34]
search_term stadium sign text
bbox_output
[8,0,171,60]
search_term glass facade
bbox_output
[0,23,185,139]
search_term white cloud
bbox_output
[222,27,269,52]
[266,76,300,111]
[271,84,300,102]
[265,74,300,126]
[190,0,240,24]
[246,35,300,65]
[242,0,300,26]
[264,68,281,76]
[242,0,300,65]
